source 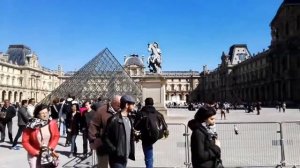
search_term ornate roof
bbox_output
[124,54,144,67]
[7,45,31,65]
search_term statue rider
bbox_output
[147,42,162,73]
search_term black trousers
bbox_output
[12,125,26,147]
[82,129,89,154]
[0,119,13,142]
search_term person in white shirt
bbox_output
[27,98,36,118]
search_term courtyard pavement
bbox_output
[0,107,300,168]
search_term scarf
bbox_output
[202,122,217,140]
[26,118,49,129]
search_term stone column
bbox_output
[140,74,167,116]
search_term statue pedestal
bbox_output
[140,74,167,116]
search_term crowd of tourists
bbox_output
[2,94,296,168]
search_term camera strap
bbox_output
[39,129,45,146]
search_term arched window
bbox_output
[171,84,174,91]
[19,92,23,102]
[8,91,12,102]
[179,94,183,100]
[14,92,17,102]
[2,91,6,102]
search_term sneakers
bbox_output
[68,153,74,158]
[11,146,20,150]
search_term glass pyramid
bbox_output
[40,48,142,103]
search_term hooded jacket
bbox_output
[188,119,221,168]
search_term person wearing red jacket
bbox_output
[22,104,60,168]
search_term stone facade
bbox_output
[193,0,300,105]
[123,54,200,106]
[0,45,65,103]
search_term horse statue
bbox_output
[147,42,162,73]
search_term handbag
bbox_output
[214,158,224,168]
[40,146,59,168]
[40,130,59,168]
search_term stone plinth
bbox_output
[140,74,167,116]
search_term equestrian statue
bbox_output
[147,42,162,73]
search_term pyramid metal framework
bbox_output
[41,48,142,104]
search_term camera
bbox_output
[133,130,141,142]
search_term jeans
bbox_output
[12,125,26,147]
[0,119,13,142]
[58,118,66,135]
[71,135,77,154]
[142,143,153,168]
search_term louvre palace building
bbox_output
[0,45,65,103]
[0,45,200,106]
[192,0,300,106]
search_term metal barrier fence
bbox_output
[90,121,300,168]
[127,123,189,168]
[281,121,300,167]
[217,122,282,167]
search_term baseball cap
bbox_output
[120,95,136,104]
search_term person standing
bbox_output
[0,99,16,143]
[91,96,104,111]
[66,103,81,158]
[134,97,168,168]
[256,102,261,115]
[27,98,36,118]
[81,101,95,157]
[278,102,282,112]
[188,106,222,168]
[58,98,67,136]
[11,100,30,149]
[22,104,59,168]
[50,98,60,120]
[103,95,136,168]
[282,102,286,113]
[89,95,121,168]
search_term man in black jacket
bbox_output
[103,95,136,168]
[134,97,168,168]
[11,100,30,149]
[0,100,16,143]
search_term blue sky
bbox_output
[0,0,283,72]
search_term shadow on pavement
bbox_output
[56,150,70,157]
[0,144,12,149]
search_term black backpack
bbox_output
[143,111,167,144]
